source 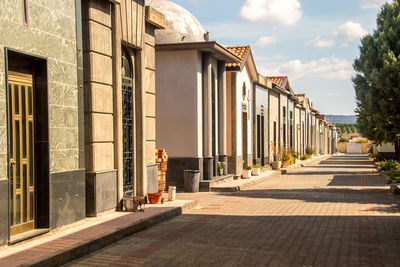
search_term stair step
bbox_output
[199,175,234,192]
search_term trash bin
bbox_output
[183,170,200,192]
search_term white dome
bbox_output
[147,0,207,44]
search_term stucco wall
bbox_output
[294,106,301,153]
[378,143,395,153]
[280,94,288,146]
[0,0,79,178]
[269,90,279,159]
[254,85,268,160]
[155,50,201,158]
[236,66,252,156]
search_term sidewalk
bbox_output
[0,200,196,267]
[0,154,333,267]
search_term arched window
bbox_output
[121,47,134,195]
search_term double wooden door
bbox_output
[8,71,35,236]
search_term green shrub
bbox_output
[380,160,400,171]
[305,146,314,155]
[375,153,384,161]
[388,169,400,181]
[282,148,292,162]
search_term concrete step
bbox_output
[199,175,234,192]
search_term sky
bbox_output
[168,0,391,115]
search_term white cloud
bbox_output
[360,0,390,9]
[277,56,353,81]
[335,21,368,41]
[305,36,335,48]
[255,36,277,47]
[239,0,303,26]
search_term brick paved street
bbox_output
[67,154,400,267]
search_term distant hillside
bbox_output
[326,115,357,124]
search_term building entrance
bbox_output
[8,71,35,236]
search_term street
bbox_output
[67,154,400,266]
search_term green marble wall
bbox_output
[0,0,79,177]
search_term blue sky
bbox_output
[169,0,389,115]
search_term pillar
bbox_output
[202,53,213,179]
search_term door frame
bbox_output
[5,48,49,240]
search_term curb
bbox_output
[280,154,331,174]
[24,200,198,267]
[211,171,280,192]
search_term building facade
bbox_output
[150,0,238,186]
[225,45,258,175]
[0,0,84,244]
[82,0,165,216]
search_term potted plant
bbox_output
[217,161,226,176]
[242,166,252,179]
[282,148,292,168]
[252,165,262,176]
[271,142,283,170]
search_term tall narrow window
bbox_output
[22,0,29,26]
[257,115,261,158]
[122,47,134,195]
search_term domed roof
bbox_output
[147,0,207,44]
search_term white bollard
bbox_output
[168,186,176,201]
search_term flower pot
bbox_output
[148,193,161,204]
[272,161,281,170]
[242,170,251,179]
[252,168,261,176]
[123,197,134,212]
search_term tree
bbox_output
[353,0,400,160]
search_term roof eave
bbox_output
[155,41,241,62]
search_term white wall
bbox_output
[269,91,279,158]
[280,94,288,146]
[378,143,395,153]
[155,50,202,157]
[235,66,253,156]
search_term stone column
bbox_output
[112,2,123,209]
[202,53,213,180]
[217,61,227,175]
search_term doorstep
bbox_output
[199,175,234,192]
[0,199,197,267]
[210,170,278,192]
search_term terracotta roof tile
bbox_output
[226,45,250,68]
[265,76,287,87]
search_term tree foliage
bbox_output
[335,123,359,134]
[353,0,400,159]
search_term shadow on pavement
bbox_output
[67,213,400,266]
[220,187,396,205]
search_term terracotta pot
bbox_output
[252,168,261,176]
[272,161,281,170]
[148,193,161,204]
[242,170,251,179]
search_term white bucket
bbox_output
[168,186,176,201]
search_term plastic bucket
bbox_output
[168,186,176,201]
